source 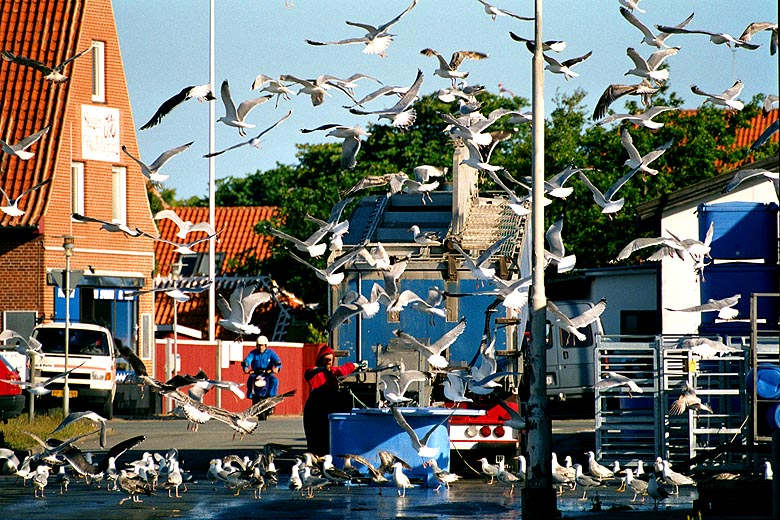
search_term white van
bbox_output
[31,322,116,418]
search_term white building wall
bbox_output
[590,268,657,334]
[660,177,778,335]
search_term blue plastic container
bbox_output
[329,407,472,486]
[700,264,779,327]
[746,365,780,399]
[766,404,780,430]
[698,202,778,262]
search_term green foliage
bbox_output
[187,88,776,337]
[0,408,94,451]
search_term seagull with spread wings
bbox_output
[450,235,510,281]
[390,406,455,458]
[669,381,713,415]
[547,299,606,342]
[595,372,642,397]
[71,212,143,237]
[154,209,217,239]
[691,80,745,110]
[207,109,292,157]
[122,142,193,183]
[476,0,533,21]
[393,318,467,369]
[214,80,273,136]
[597,105,677,129]
[620,8,694,49]
[349,69,423,130]
[577,167,641,214]
[51,411,109,447]
[509,32,566,53]
[421,48,488,87]
[0,125,50,161]
[1,47,91,83]
[615,222,713,268]
[305,0,418,57]
[0,329,43,359]
[287,244,365,286]
[545,219,576,274]
[541,49,592,80]
[654,24,760,50]
[139,84,215,130]
[620,127,674,175]
[666,294,741,320]
[625,46,679,84]
[592,80,659,120]
[1,362,86,396]
[301,124,369,169]
[723,167,779,195]
[1,177,51,217]
[217,283,272,336]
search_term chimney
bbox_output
[451,144,478,235]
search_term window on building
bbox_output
[71,162,84,216]
[620,310,659,336]
[178,252,225,277]
[111,166,126,225]
[91,41,105,102]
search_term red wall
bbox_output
[154,340,323,415]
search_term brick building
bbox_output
[0,0,157,365]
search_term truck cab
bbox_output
[31,322,116,418]
[543,300,603,399]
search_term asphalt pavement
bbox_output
[0,414,707,519]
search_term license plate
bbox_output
[51,390,78,398]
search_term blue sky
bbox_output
[113,1,778,200]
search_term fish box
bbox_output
[329,407,482,487]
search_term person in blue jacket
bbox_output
[241,335,281,402]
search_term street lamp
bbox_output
[171,258,183,378]
[62,235,75,416]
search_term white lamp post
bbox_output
[62,235,75,416]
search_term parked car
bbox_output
[0,353,26,423]
[31,322,116,419]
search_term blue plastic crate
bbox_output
[329,407,472,487]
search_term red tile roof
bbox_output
[735,109,778,149]
[152,206,285,338]
[0,0,84,228]
[153,206,278,276]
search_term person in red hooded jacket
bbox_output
[303,345,366,456]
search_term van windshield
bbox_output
[33,328,111,356]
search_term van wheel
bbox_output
[102,397,114,420]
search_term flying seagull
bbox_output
[137,227,222,255]
[217,283,272,336]
[547,299,607,342]
[300,124,370,169]
[616,221,713,268]
[654,24,760,50]
[540,49,592,80]
[691,80,744,110]
[349,69,424,130]
[0,125,51,160]
[666,293,741,320]
[393,318,467,369]
[597,105,677,130]
[343,171,409,197]
[577,167,640,214]
[678,337,742,359]
[287,244,365,286]
[390,405,455,458]
[625,46,679,84]
[739,22,778,55]
[0,362,86,396]
[215,80,273,136]
[1,47,91,83]
[139,84,215,130]
[592,81,659,120]
[420,48,488,87]
[121,142,193,183]
[154,209,216,239]
[620,127,674,175]
[723,167,779,195]
[305,0,418,57]
[595,371,642,397]
[749,121,780,152]
[205,109,292,157]
[669,381,713,415]
[250,74,295,106]
[476,0,533,21]
[620,8,694,49]
[0,329,43,359]
[450,235,510,280]
[70,213,142,237]
[509,32,566,53]
[51,411,109,448]
[1,178,51,217]
[545,219,576,273]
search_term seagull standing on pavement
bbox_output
[392,461,416,497]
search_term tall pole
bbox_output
[207,0,216,341]
[63,235,74,416]
[523,0,557,516]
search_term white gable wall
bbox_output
[660,177,778,334]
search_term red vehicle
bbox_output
[448,398,521,454]
[0,353,25,423]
